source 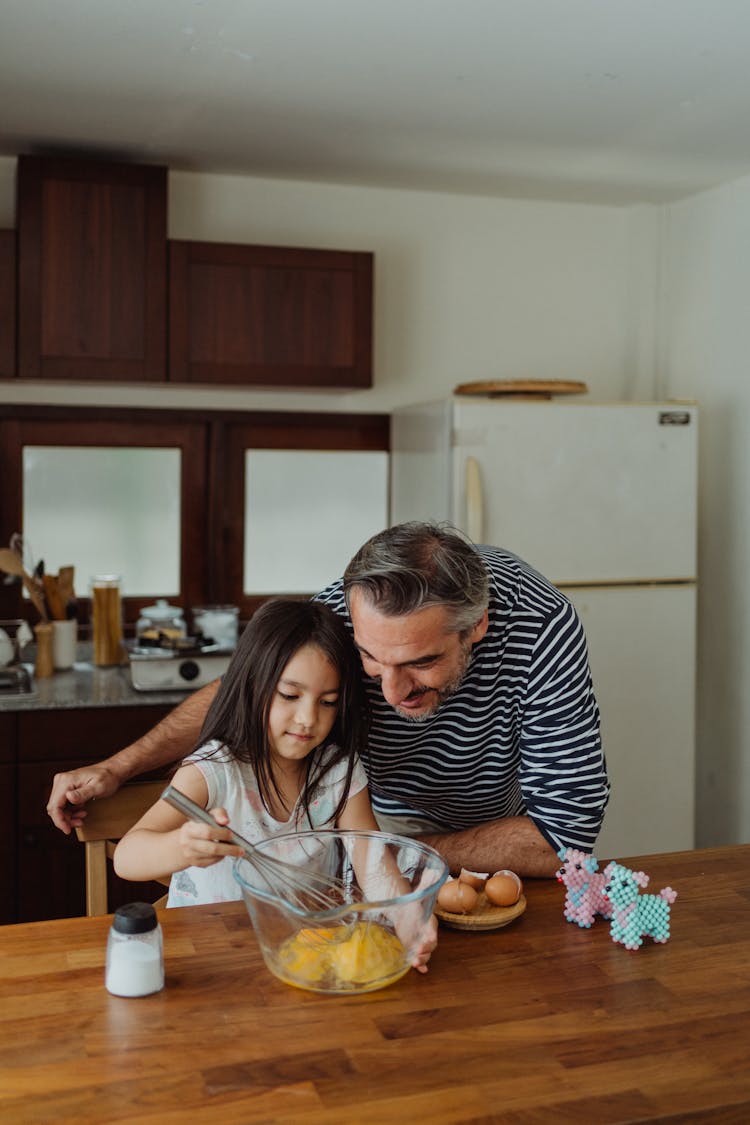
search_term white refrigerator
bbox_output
[390,398,698,859]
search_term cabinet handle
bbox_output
[465,456,484,542]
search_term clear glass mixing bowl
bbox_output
[233,829,449,995]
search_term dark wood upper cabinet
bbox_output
[169,240,373,388]
[0,229,16,377]
[16,156,167,381]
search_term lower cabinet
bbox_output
[0,713,16,925]
[15,705,173,923]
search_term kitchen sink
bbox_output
[0,665,33,694]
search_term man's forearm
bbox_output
[417,815,560,879]
[107,680,219,783]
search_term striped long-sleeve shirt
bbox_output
[316,546,610,853]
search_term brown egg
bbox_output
[437,878,479,914]
[458,867,489,892]
[485,870,523,906]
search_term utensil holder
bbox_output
[52,618,77,670]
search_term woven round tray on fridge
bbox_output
[453,379,588,398]
[434,893,527,931]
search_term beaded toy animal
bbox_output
[556,847,613,928]
[602,861,678,950]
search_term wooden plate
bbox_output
[454,379,588,398]
[435,892,527,931]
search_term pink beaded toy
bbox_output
[556,847,612,928]
[602,862,678,950]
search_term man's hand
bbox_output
[46,763,124,834]
[45,680,222,835]
[417,815,561,879]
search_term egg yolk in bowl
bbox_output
[273,921,409,993]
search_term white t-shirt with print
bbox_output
[167,741,368,907]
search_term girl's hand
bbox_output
[176,807,244,868]
[408,913,438,973]
[391,904,438,973]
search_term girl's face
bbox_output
[267,643,340,767]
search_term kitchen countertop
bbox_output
[1,844,748,1123]
[0,659,194,711]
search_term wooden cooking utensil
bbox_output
[57,566,76,606]
[43,574,67,621]
[0,547,49,621]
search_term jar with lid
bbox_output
[192,605,239,649]
[90,575,124,666]
[136,599,186,644]
[105,902,164,997]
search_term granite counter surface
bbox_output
[0,662,191,712]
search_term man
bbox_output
[47,523,609,877]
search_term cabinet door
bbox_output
[169,240,373,388]
[219,413,389,616]
[16,705,172,922]
[243,449,388,593]
[0,713,16,924]
[0,230,16,378]
[17,156,167,381]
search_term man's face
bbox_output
[349,589,489,721]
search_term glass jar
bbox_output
[136,599,186,643]
[90,575,124,667]
[105,902,164,997]
[191,605,239,649]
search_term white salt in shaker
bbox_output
[105,902,164,997]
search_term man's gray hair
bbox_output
[343,522,490,635]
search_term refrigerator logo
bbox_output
[659,411,692,426]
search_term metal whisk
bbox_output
[161,784,358,914]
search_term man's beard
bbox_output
[395,640,473,723]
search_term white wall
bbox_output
[0,157,651,412]
[660,176,750,846]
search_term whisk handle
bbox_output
[160,784,256,857]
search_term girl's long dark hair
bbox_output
[192,598,369,827]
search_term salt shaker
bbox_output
[105,902,164,997]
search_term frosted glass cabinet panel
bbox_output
[22,447,181,597]
[244,450,389,593]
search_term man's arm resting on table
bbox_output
[417,815,561,879]
[46,680,220,834]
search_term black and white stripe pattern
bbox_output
[317,546,610,853]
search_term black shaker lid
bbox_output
[112,902,158,934]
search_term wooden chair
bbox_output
[74,780,170,916]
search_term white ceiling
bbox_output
[3,0,750,206]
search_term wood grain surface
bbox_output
[1,845,748,1124]
[453,379,588,397]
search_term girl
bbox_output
[114,598,436,972]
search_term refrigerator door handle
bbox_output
[465,456,483,542]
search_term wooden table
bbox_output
[1,845,749,1124]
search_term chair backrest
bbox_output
[74,780,169,916]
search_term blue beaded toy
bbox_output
[603,861,678,950]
